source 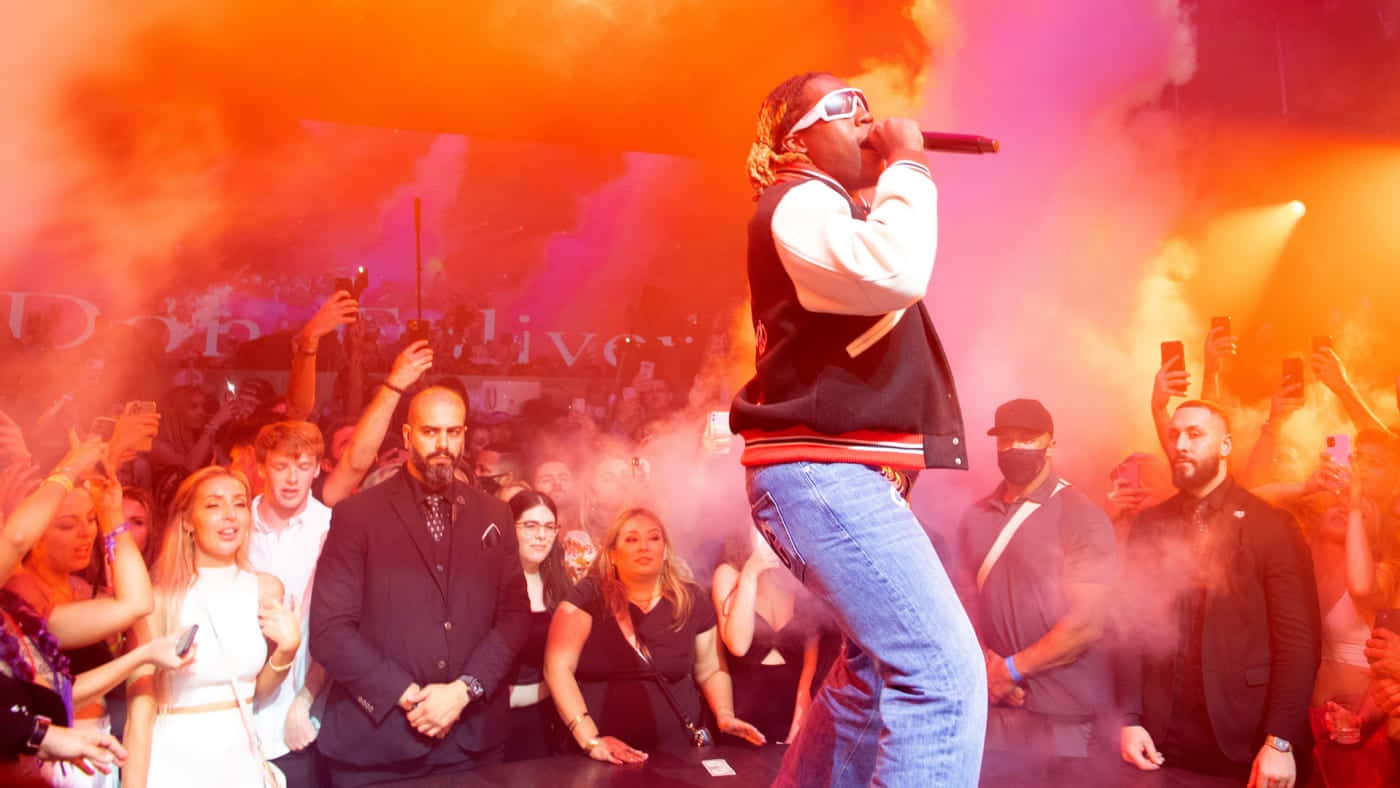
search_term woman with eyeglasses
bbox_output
[503,490,572,762]
[544,508,764,765]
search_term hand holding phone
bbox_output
[1282,358,1305,400]
[1326,434,1352,469]
[405,319,431,345]
[1206,317,1237,368]
[175,624,199,658]
[111,403,160,455]
[1161,341,1186,374]
[1155,341,1190,404]
[1375,609,1400,637]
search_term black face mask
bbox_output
[998,447,1047,487]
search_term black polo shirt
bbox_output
[958,469,1118,718]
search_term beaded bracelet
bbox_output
[103,522,132,563]
[42,474,74,494]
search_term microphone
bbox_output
[922,132,999,154]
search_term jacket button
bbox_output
[437,659,447,669]
[443,621,453,631]
[955,457,963,465]
[952,437,960,446]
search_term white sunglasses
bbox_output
[785,88,870,137]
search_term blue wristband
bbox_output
[1005,655,1024,683]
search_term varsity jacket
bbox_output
[729,161,968,471]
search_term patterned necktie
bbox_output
[425,495,448,543]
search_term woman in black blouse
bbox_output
[504,490,572,761]
[544,508,764,764]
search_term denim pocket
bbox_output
[750,490,807,583]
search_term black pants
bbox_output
[271,745,327,788]
[323,743,504,787]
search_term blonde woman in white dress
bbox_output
[122,467,301,788]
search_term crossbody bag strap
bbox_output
[618,611,711,746]
[202,593,283,788]
[976,480,1070,590]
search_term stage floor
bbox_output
[382,743,785,787]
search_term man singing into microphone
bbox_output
[732,72,986,786]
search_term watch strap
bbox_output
[456,674,484,700]
[23,714,51,755]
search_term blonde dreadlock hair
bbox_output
[745,72,829,198]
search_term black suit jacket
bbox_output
[310,472,529,766]
[1116,478,1320,762]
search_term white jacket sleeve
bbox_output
[769,161,938,316]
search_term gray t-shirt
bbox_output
[958,473,1118,719]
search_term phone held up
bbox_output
[1325,434,1352,469]
[405,319,431,345]
[1160,341,1186,375]
[1375,608,1400,637]
[334,266,370,299]
[1282,357,1305,401]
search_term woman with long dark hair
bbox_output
[503,490,572,761]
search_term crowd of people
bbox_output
[2,283,1400,787]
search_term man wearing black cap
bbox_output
[956,398,1120,785]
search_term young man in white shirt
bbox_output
[249,420,334,787]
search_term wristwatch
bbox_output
[1264,734,1292,753]
[456,674,485,701]
[23,715,51,756]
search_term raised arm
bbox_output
[1345,484,1392,610]
[713,553,777,658]
[1312,348,1391,437]
[286,291,358,422]
[0,434,106,585]
[320,340,432,507]
[1200,323,1237,404]
[1241,378,1304,490]
[1151,356,1189,458]
[771,148,938,316]
[49,475,153,648]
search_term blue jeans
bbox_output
[747,462,986,788]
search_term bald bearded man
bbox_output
[311,387,530,785]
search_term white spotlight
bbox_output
[1289,200,1306,218]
